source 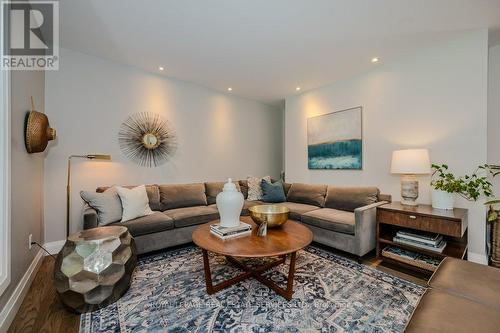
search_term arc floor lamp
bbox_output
[67,154,111,236]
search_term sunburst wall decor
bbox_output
[118,112,177,167]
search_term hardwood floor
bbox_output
[7,245,426,333]
[7,256,79,333]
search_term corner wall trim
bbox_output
[468,251,488,265]
[0,250,44,333]
[43,240,66,255]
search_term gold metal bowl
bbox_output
[249,205,290,228]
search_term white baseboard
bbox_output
[468,251,488,265]
[0,250,44,333]
[43,240,65,255]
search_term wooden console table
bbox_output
[376,202,468,275]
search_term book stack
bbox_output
[382,246,442,271]
[210,222,252,240]
[393,229,447,253]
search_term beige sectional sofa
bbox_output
[83,181,390,258]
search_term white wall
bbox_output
[44,48,283,243]
[285,30,489,261]
[0,71,44,311]
[488,44,500,195]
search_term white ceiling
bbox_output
[60,0,500,106]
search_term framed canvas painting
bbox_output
[307,107,362,170]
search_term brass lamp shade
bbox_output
[25,110,56,153]
[86,154,111,160]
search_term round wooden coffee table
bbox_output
[192,216,313,300]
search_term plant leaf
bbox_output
[485,199,500,205]
[488,211,498,222]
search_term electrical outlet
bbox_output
[28,234,33,250]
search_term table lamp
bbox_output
[67,154,111,236]
[390,149,430,206]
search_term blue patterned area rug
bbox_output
[80,245,424,332]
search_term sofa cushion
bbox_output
[428,257,500,308]
[242,200,264,216]
[404,289,500,333]
[164,205,219,228]
[247,176,271,201]
[97,184,161,211]
[283,182,292,196]
[286,183,327,207]
[209,201,263,216]
[325,186,379,212]
[114,212,173,237]
[205,181,242,205]
[116,185,154,222]
[159,183,207,210]
[276,202,320,221]
[260,180,286,203]
[238,180,249,199]
[80,187,122,226]
[378,193,392,203]
[301,208,355,235]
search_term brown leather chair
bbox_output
[405,257,500,332]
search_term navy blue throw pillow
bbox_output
[260,180,286,203]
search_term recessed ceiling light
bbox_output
[227,87,233,91]
[371,57,379,63]
[158,66,164,71]
[296,86,301,91]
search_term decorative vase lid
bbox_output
[223,178,237,192]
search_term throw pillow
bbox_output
[97,185,161,211]
[247,175,271,201]
[116,185,154,222]
[261,180,286,203]
[80,187,123,226]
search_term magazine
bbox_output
[210,222,251,236]
[396,229,442,246]
[210,229,251,240]
[393,236,447,253]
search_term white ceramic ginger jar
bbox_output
[216,178,244,228]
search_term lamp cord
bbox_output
[31,242,57,260]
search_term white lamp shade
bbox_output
[390,149,430,174]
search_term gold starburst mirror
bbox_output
[118,112,177,167]
[142,133,160,150]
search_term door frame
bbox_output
[0,67,11,296]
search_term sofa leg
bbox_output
[357,255,363,264]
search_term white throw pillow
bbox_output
[116,185,154,222]
[247,176,271,201]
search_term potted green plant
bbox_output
[430,164,459,209]
[431,164,497,210]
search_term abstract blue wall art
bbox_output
[307,107,362,170]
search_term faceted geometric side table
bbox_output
[54,226,137,313]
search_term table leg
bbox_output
[201,250,298,301]
[228,253,297,301]
[285,252,297,299]
[203,250,253,294]
[202,249,214,294]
